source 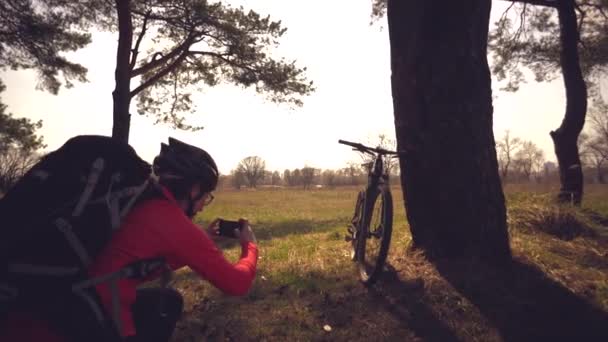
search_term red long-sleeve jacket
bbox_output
[0,185,258,340]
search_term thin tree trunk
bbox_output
[112,0,133,143]
[550,0,587,205]
[387,0,511,263]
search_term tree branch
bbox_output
[131,33,194,77]
[130,11,150,71]
[170,73,179,116]
[131,8,183,25]
[514,3,528,42]
[500,0,558,8]
[189,50,257,73]
[130,48,189,97]
[500,1,517,22]
[581,1,608,20]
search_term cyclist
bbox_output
[1,137,259,342]
[92,137,259,342]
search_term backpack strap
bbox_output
[102,175,152,230]
[109,278,122,333]
[52,176,153,269]
[72,257,170,334]
[73,287,107,325]
[119,178,152,219]
[55,217,93,266]
[73,158,105,217]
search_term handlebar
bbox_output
[338,139,406,156]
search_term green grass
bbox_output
[167,184,608,341]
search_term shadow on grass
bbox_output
[368,265,463,342]
[582,208,608,227]
[171,265,461,341]
[212,219,348,250]
[254,218,347,241]
[434,258,608,341]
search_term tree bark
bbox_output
[112,0,133,143]
[387,0,511,262]
[550,0,587,205]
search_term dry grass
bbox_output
[165,184,608,342]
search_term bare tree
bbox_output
[236,156,266,188]
[514,141,545,180]
[497,130,522,181]
[291,169,302,187]
[0,148,41,192]
[271,171,281,186]
[230,169,246,190]
[583,140,607,182]
[261,170,273,186]
[359,134,400,176]
[283,169,293,186]
[343,162,361,186]
[588,100,608,145]
[580,101,608,182]
[301,166,317,189]
[322,169,337,188]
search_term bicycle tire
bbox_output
[355,185,393,285]
[348,191,366,261]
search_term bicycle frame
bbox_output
[368,153,390,188]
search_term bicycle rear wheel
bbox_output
[356,185,393,285]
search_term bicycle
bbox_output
[339,139,403,285]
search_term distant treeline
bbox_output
[220,166,400,190]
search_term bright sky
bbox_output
[2,0,604,174]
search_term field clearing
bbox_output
[169,184,608,341]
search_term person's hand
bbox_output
[235,218,257,244]
[205,218,221,239]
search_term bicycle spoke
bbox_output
[370,224,384,238]
[356,187,394,286]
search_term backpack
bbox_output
[0,135,169,341]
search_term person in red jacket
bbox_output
[90,137,259,342]
[0,137,258,342]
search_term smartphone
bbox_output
[217,219,243,238]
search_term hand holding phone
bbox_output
[217,218,244,238]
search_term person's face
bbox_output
[190,184,214,215]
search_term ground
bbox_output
[166,184,608,341]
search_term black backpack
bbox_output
[0,135,168,341]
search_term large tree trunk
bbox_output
[550,0,587,205]
[387,0,511,263]
[112,0,133,143]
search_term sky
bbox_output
[2,0,605,175]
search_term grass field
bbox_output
[169,184,608,341]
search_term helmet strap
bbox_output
[185,198,195,218]
[185,186,206,218]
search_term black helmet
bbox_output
[153,137,219,192]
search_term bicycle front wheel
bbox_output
[356,185,393,285]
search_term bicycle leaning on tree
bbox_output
[339,139,405,285]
